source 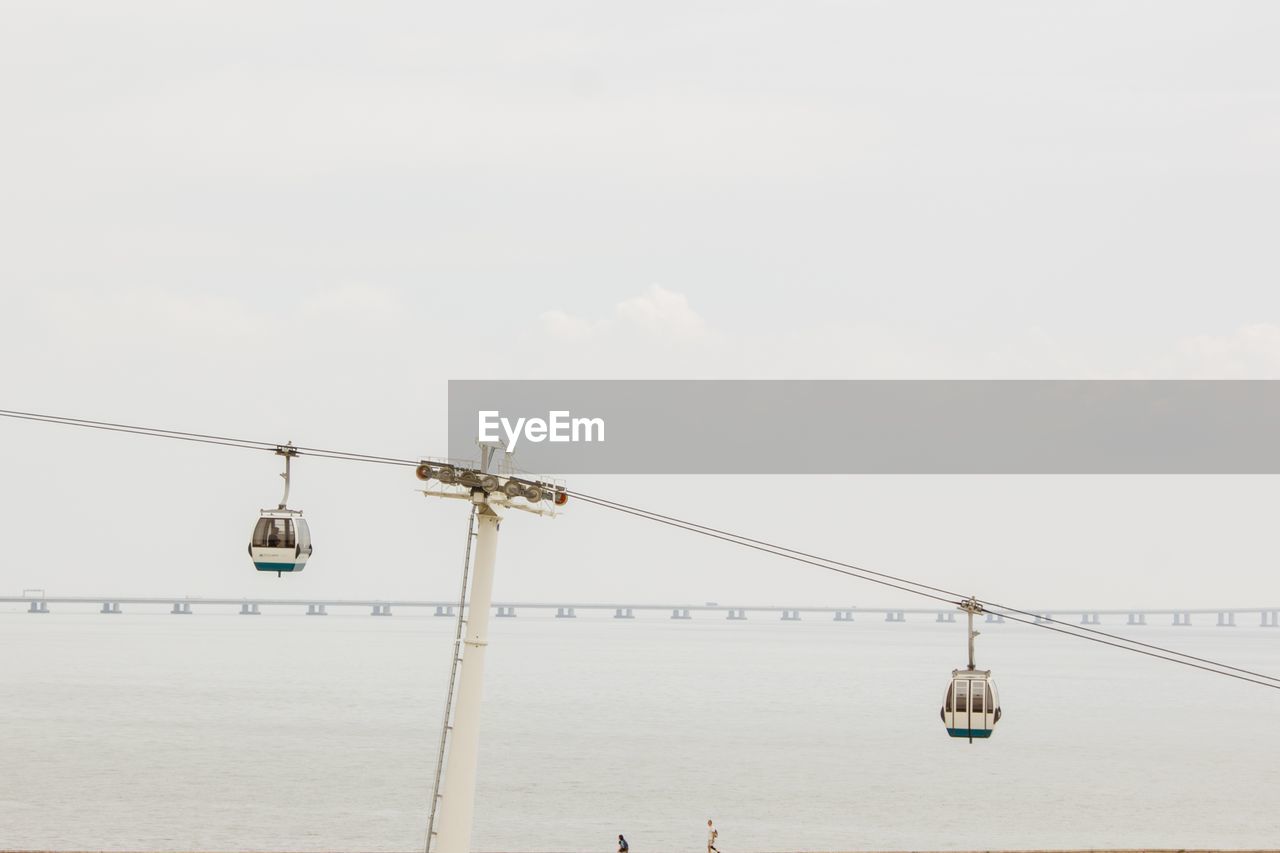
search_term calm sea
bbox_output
[2,607,1277,851]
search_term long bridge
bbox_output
[4,593,1279,627]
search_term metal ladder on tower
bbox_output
[425,505,478,853]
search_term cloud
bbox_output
[539,308,601,343]
[536,290,1280,382]
[1173,324,1280,378]
[614,287,709,341]
[541,285,711,344]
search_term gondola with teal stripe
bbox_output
[248,443,313,576]
[940,597,1002,741]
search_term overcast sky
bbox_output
[2,1,1278,610]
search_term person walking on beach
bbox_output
[707,819,719,853]
[618,834,629,853]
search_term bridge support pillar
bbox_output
[239,603,260,615]
[496,606,517,618]
[372,604,392,616]
[885,611,906,622]
[1127,612,1147,626]
[1216,611,1235,627]
[833,610,854,621]
[1262,610,1279,627]
[100,602,121,614]
[726,608,747,620]
[781,609,800,621]
[557,607,578,618]
[1034,614,1053,624]
[1080,613,1101,625]
[28,601,49,614]
[170,602,191,615]
[936,612,956,623]
[1172,612,1191,626]
[670,608,690,620]
[434,605,455,617]
[613,608,634,619]
[306,603,327,616]
[985,612,1004,623]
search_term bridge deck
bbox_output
[2,595,1277,618]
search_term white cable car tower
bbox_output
[417,447,566,853]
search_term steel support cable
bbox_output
[566,492,1280,691]
[0,409,275,453]
[5,407,1278,689]
[295,449,418,468]
[564,487,965,599]
[973,595,1278,681]
[0,408,420,467]
[0,408,279,447]
[569,494,999,607]
[564,488,1280,685]
[992,610,1280,690]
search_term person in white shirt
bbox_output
[707,819,719,853]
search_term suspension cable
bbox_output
[4,406,1277,691]
[563,491,1280,690]
[564,488,1280,685]
[0,408,420,467]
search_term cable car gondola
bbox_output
[249,444,312,576]
[941,597,1002,741]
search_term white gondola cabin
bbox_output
[249,509,312,575]
[941,668,1001,740]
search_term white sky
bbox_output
[1,1,1278,609]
